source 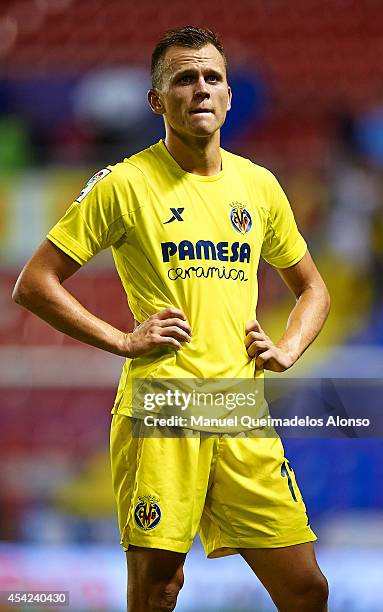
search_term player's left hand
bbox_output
[245,320,296,372]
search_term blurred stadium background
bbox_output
[1,0,383,610]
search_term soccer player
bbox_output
[13,26,330,612]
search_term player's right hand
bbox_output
[122,307,192,358]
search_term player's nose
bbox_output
[194,76,210,97]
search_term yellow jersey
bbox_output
[47,140,306,418]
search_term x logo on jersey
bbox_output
[163,208,185,223]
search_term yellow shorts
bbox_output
[110,414,316,558]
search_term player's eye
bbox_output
[179,75,193,84]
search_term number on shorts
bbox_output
[281,460,298,502]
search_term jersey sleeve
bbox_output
[261,172,307,268]
[47,166,130,265]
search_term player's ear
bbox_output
[226,85,232,112]
[148,89,165,115]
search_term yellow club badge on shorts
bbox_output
[134,495,162,530]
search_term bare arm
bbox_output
[245,251,330,372]
[12,239,191,357]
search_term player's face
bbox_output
[150,44,232,138]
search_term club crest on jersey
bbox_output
[230,202,252,234]
[76,168,111,202]
[134,495,162,531]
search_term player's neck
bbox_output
[164,131,222,176]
